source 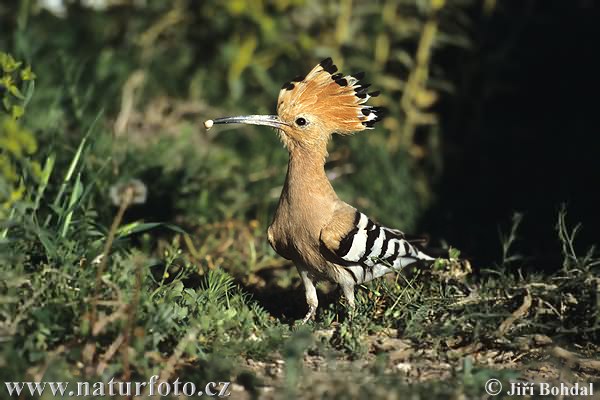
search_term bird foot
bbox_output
[300,305,317,324]
[346,306,356,322]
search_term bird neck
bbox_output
[282,143,336,202]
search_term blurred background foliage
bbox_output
[0,52,38,217]
[1,0,600,397]
[1,0,483,234]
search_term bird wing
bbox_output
[320,206,435,282]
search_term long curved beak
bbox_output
[204,115,288,130]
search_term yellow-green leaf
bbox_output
[0,52,21,73]
[11,105,24,119]
[228,35,257,83]
[30,161,43,180]
[9,84,24,99]
[21,66,36,81]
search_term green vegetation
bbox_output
[1,1,599,399]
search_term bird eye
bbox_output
[295,117,307,126]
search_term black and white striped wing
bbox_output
[321,210,434,282]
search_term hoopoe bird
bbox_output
[205,58,439,323]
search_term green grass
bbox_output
[1,2,600,398]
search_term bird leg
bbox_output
[301,305,317,324]
[297,267,318,324]
[341,283,356,320]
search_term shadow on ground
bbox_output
[235,265,342,323]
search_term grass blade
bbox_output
[33,153,55,211]
[60,172,83,237]
[45,110,102,227]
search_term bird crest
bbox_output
[277,57,385,135]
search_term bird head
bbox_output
[204,58,385,150]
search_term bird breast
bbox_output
[267,191,335,272]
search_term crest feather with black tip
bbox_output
[277,58,386,134]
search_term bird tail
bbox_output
[413,244,450,260]
[401,237,451,270]
[404,234,449,259]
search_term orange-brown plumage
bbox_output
[276,58,382,141]
[205,58,437,323]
